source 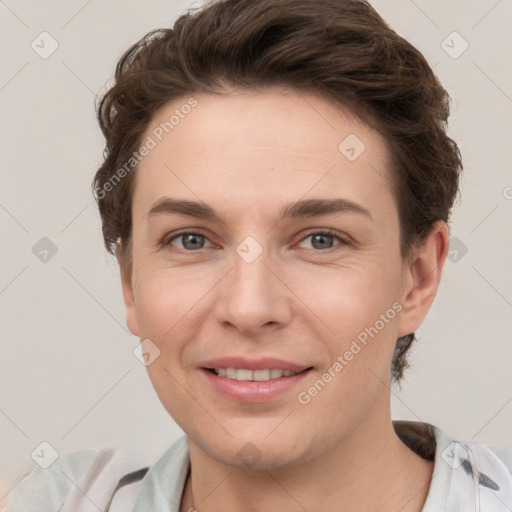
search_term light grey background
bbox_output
[1,0,511,501]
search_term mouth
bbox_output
[199,360,313,403]
[204,367,311,381]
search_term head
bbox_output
[93,0,461,468]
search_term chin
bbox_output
[188,423,314,471]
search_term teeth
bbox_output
[253,369,270,381]
[236,369,253,381]
[270,369,283,378]
[213,368,299,381]
[226,368,237,379]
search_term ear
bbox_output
[116,244,140,337]
[397,221,450,338]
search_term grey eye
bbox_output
[299,232,345,250]
[169,233,210,250]
[309,233,336,250]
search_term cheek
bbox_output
[132,271,196,420]
[293,268,400,420]
[132,266,206,340]
[290,261,402,392]
[293,262,398,329]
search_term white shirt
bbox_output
[3,421,512,511]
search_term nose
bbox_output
[214,242,293,335]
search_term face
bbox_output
[120,88,437,469]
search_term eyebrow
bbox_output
[147,197,373,223]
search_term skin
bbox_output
[118,88,449,512]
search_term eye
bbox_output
[165,231,214,251]
[297,230,349,251]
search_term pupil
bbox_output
[184,234,203,250]
[313,234,332,249]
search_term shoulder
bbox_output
[1,448,149,512]
[428,423,512,511]
[393,420,512,511]
[430,423,512,485]
[486,444,512,475]
[2,449,102,511]
[394,420,512,475]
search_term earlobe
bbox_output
[397,221,450,338]
[116,244,140,337]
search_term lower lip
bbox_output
[200,368,312,403]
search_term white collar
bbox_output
[131,421,512,511]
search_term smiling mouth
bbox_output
[204,367,313,381]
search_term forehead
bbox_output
[133,89,394,221]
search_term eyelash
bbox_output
[162,229,350,253]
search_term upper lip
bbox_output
[200,357,311,372]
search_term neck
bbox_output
[180,407,433,512]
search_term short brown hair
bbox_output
[92,0,463,383]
